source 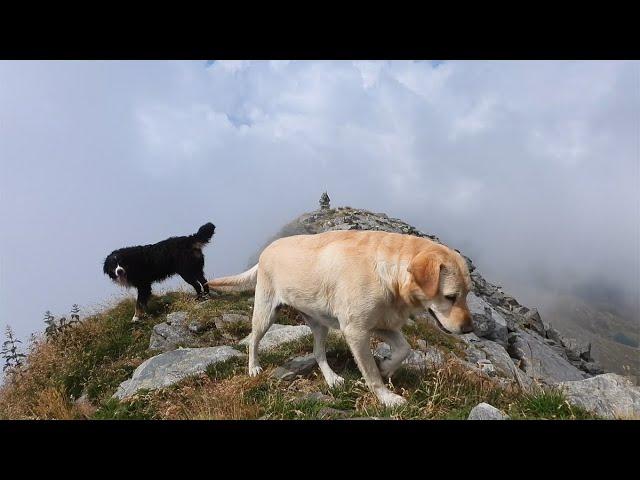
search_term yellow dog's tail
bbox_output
[207,264,258,292]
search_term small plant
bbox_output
[43,305,82,339]
[2,326,26,372]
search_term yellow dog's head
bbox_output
[407,246,474,334]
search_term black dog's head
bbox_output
[103,251,129,286]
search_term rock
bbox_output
[501,295,520,310]
[461,333,520,382]
[579,360,605,375]
[559,373,640,419]
[561,337,592,362]
[271,354,317,381]
[522,309,545,336]
[214,313,251,339]
[318,407,352,419]
[294,392,333,404]
[328,223,358,231]
[113,346,245,399]
[544,324,563,344]
[187,322,204,334]
[512,305,530,315]
[507,330,586,383]
[472,312,496,338]
[549,345,569,360]
[493,305,521,332]
[149,317,198,352]
[374,343,445,371]
[468,402,509,420]
[239,324,312,352]
[215,313,250,330]
[461,333,485,363]
[477,359,497,376]
[166,311,188,326]
[408,347,445,369]
[467,293,508,344]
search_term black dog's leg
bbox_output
[179,273,204,298]
[133,284,152,322]
[197,272,210,295]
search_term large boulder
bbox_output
[239,324,312,352]
[558,373,640,419]
[507,330,586,384]
[113,346,245,399]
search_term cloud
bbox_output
[0,60,637,343]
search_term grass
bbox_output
[0,290,249,419]
[1,288,601,420]
[506,388,597,420]
[402,318,465,355]
[0,293,178,419]
[93,391,158,420]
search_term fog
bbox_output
[1,60,638,344]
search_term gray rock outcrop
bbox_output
[558,373,640,419]
[239,324,312,352]
[507,330,586,383]
[149,311,199,352]
[113,346,245,399]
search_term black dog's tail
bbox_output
[193,222,216,244]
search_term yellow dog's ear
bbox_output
[408,251,443,299]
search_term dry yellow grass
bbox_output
[148,373,267,420]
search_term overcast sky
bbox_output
[1,60,638,343]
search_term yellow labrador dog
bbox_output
[208,230,474,407]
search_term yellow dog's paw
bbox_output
[378,390,407,408]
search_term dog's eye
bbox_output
[445,294,457,302]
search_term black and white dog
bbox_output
[103,223,216,322]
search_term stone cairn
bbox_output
[319,191,331,210]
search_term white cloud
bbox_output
[0,60,638,342]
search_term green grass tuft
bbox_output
[93,391,158,420]
[508,388,598,420]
